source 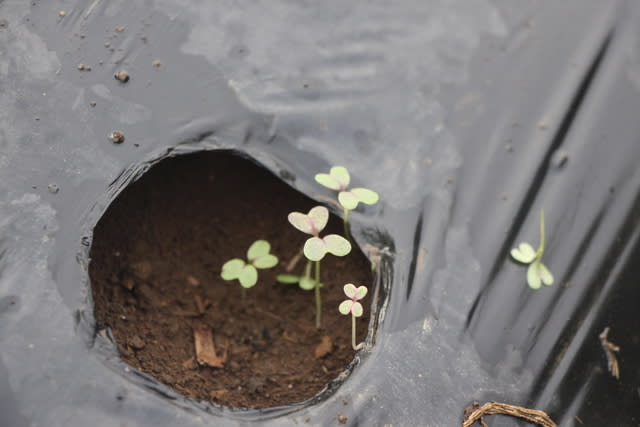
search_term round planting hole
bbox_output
[89,151,373,409]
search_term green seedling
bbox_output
[510,210,554,289]
[315,166,379,240]
[339,283,368,351]
[276,261,320,290]
[221,240,278,301]
[287,206,351,327]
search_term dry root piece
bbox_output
[462,401,557,427]
[285,248,304,272]
[193,321,227,368]
[599,327,620,379]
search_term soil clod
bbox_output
[129,335,145,350]
[109,131,125,144]
[114,70,130,83]
[315,335,333,359]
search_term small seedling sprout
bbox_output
[287,206,351,327]
[315,166,379,240]
[221,240,278,301]
[339,283,368,350]
[276,260,318,290]
[510,210,554,289]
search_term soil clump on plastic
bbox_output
[89,151,372,409]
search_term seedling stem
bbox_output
[343,207,351,243]
[314,261,321,328]
[351,314,358,350]
[538,210,545,256]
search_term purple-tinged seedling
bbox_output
[288,206,351,261]
[339,283,368,351]
[315,166,379,241]
[511,210,554,290]
[221,240,278,301]
[287,206,351,327]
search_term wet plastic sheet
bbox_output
[1,0,640,425]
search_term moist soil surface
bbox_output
[89,151,373,409]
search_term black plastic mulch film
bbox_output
[1,1,639,426]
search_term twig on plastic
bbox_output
[599,327,620,379]
[462,401,557,427]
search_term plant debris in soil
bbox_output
[89,151,373,409]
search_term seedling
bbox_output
[221,240,278,301]
[510,210,554,289]
[339,283,368,350]
[287,206,351,327]
[276,261,319,290]
[315,166,379,240]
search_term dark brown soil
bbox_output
[89,151,373,409]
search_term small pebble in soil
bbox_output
[152,60,161,68]
[337,414,347,424]
[47,183,59,194]
[109,131,125,144]
[77,63,85,71]
[0,20,7,28]
[115,26,125,32]
[114,70,130,83]
[58,10,66,17]
[90,101,96,107]
[187,275,200,286]
[104,41,111,48]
